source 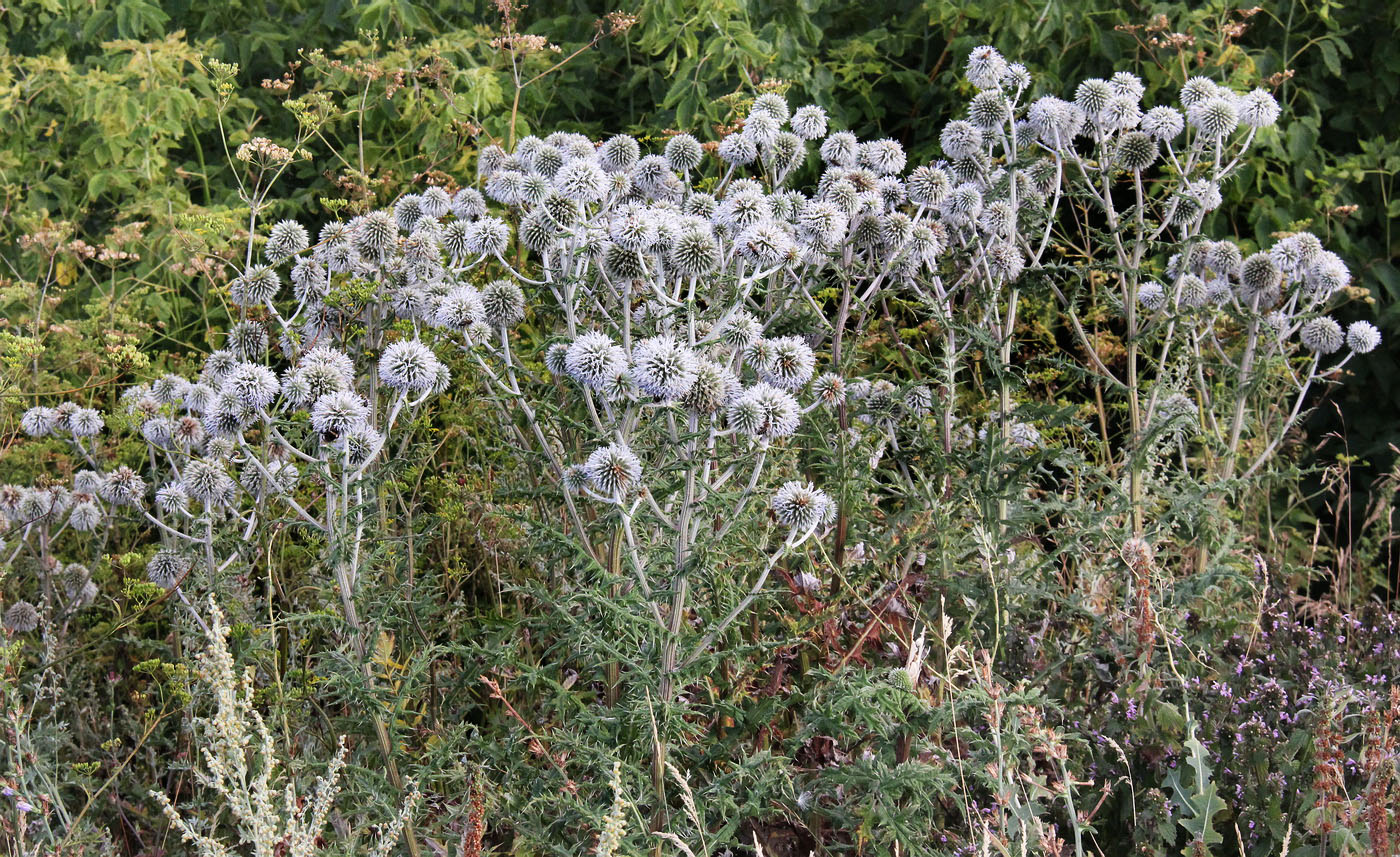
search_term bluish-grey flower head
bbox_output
[65,408,103,438]
[21,407,58,437]
[1239,253,1282,301]
[1346,321,1381,354]
[1074,78,1113,117]
[1141,107,1185,143]
[967,91,1010,130]
[566,332,627,390]
[669,226,720,277]
[772,481,834,530]
[819,132,858,167]
[379,340,445,393]
[940,120,983,159]
[266,219,310,261]
[664,134,704,173]
[230,265,281,308]
[738,221,795,267]
[452,187,487,219]
[181,459,236,506]
[1303,252,1350,300]
[1137,282,1166,312]
[554,159,608,203]
[630,335,700,401]
[756,336,816,391]
[965,45,1008,91]
[99,466,146,508]
[433,285,487,331]
[481,279,525,327]
[1179,76,1221,109]
[394,195,424,232]
[728,383,800,440]
[310,391,370,437]
[146,550,191,590]
[1237,88,1280,128]
[859,138,907,175]
[68,501,102,532]
[1177,274,1208,309]
[1188,97,1239,139]
[227,320,270,360]
[681,361,741,414]
[1300,317,1344,354]
[156,482,189,516]
[584,442,642,497]
[352,210,397,258]
[791,105,828,140]
[3,601,40,633]
[220,363,280,410]
[600,134,640,172]
[466,217,511,256]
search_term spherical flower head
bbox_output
[811,372,846,406]
[3,601,39,633]
[1074,78,1113,116]
[544,342,571,376]
[231,264,281,307]
[630,335,699,401]
[680,361,740,414]
[717,133,757,166]
[1179,76,1221,109]
[965,45,1008,90]
[1109,71,1146,101]
[352,210,397,258]
[566,332,627,389]
[466,217,511,256]
[335,426,385,466]
[554,159,608,203]
[452,187,487,220]
[730,383,800,440]
[1008,421,1041,450]
[738,221,794,268]
[1141,106,1185,143]
[433,285,487,332]
[791,105,828,140]
[1113,132,1158,172]
[1304,252,1350,300]
[720,312,763,350]
[228,320,270,359]
[146,550,191,590]
[904,166,951,208]
[485,170,526,205]
[182,459,236,506]
[1346,320,1381,354]
[1177,274,1208,309]
[758,336,817,390]
[585,442,642,497]
[904,385,933,416]
[663,133,704,173]
[819,131,859,167]
[1103,96,1142,131]
[99,466,146,507]
[395,194,425,232]
[1186,179,1222,212]
[967,90,1009,130]
[68,407,104,438]
[156,483,189,516]
[1137,282,1166,311]
[418,185,451,218]
[266,219,310,262]
[222,363,281,409]
[940,120,983,160]
[481,279,526,327]
[859,139,907,175]
[21,406,58,437]
[772,480,834,531]
[68,500,102,532]
[1236,88,1280,128]
[1239,253,1282,301]
[600,134,640,172]
[311,391,370,437]
[379,340,444,393]
[1300,316,1344,354]
[1188,96,1239,140]
[670,227,720,277]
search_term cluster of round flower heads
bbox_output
[1133,232,1380,358]
[21,402,104,439]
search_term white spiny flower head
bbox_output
[733,383,801,440]
[156,482,189,516]
[759,336,817,391]
[562,463,591,494]
[73,470,102,495]
[811,372,846,406]
[796,199,848,246]
[860,138,907,175]
[940,120,983,160]
[1188,96,1239,138]
[146,549,191,590]
[1137,281,1166,311]
[182,459,236,506]
[967,90,1010,130]
[609,205,660,250]
[452,187,488,219]
[965,45,1009,90]
[554,159,608,203]
[545,342,570,376]
[1115,131,1158,171]
[904,385,933,416]
[905,165,951,207]
[791,105,829,140]
[478,143,508,178]
[266,219,310,261]
[664,133,704,173]
[750,92,791,123]
[1303,252,1350,300]
[1187,179,1222,212]
[310,391,370,437]
[819,131,859,167]
[943,183,984,222]
[1074,78,1113,116]
[485,170,527,205]
[1141,106,1185,142]
[1177,274,1208,309]
[99,466,146,507]
[352,209,397,257]
[985,242,1024,282]
[1008,421,1041,450]
[379,339,443,393]
[1346,320,1381,354]
[1300,316,1345,354]
[1109,71,1146,101]
[1204,277,1233,306]
[141,416,174,446]
[669,226,721,277]
[566,332,628,389]
[467,217,511,256]
[600,134,641,172]
[744,112,781,149]
[21,406,58,437]
[738,220,795,267]
[585,442,642,496]
[1180,76,1221,109]
[420,185,452,217]
[68,501,102,532]
[772,480,834,530]
[717,132,758,166]
[230,265,281,306]
[395,194,424,232]
[716,188,773,233]
[151,373,187,404]
[1103,96,1142,131]
[4,602,39,633]
[227,320,269,359]
[1239,252,1282,300]
[334,426,385,466]
[221,363,280,409]
[481,279,526,327]
[681,360,741,414]
[68,407,104,437]
[630,335,699,401]
[434,284,487,331]
[1234,87,1280,129]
